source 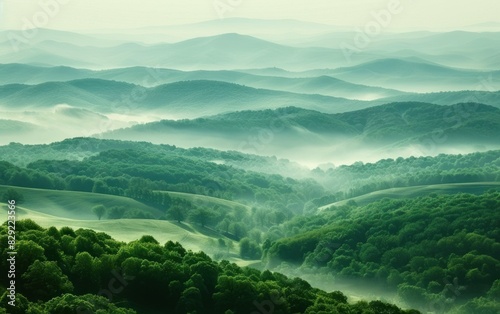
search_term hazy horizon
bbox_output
[1,0,500,32]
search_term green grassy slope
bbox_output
[0,185,251,220]
[0,185,162,220]
[0,185,256,264]
[2,205,243,259]
[319,182,500,210]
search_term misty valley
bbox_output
[0,14,499,314]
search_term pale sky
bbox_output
[1,0,499,31]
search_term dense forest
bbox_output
[0,139,498,244]
[0,220,421,314]
[0,137,311,184]
[0,147,324,234]
[263,192,500,313]
[0,139,498,313]
[312,149,500,205]
[1,138,498,205]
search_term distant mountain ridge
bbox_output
[3,63,499,104]
[3,29,499,71]
[1,74,499,119]
[316,58,500,92]
[1,33,367,70]
[0,63,406,100]
[0,78,371,116]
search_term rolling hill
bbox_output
[100,102,500,164]
[0,63,406,100]
[2,202,243,262]
[0,78,369,117]
[0,63,94,85]
[2,63,499,106]
[328,58,500,92]
[0,138,311,181]
[0,184,251,222]
[0,28,125,47]
[0,184,162,220]
[377,90,500,108]
[0,118,46,145]
[5,28,500,72]
[130,18,341,43]
[293,31,500,70]
[0,80,117,110]
[0,184,252,261]
[318,182,500,210]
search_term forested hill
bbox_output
[262,191,500,313]
[0,220,421,314]
[0,137,310,178]
[104,102,500,144]
[311,149,500,204]
[101,102,500,164]
[0,139,498,208]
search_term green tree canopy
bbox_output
[91,204,106,220]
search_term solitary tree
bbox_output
[168,205,185,223]
[1,188,24,204]
[91,205,106,220]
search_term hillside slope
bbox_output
[101,102,500,164]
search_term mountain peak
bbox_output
[176,33,281,47]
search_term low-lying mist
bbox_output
[0,105,156,145]
[100,126,500,170]
[269,265,409,311]
[2,106,498,172]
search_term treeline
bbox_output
[0,161,66,190]
[311,150,500,205]
[111,102,500,141]
[28,149,324,205]
[1,139,498,210]
[0,220,420,314]
[263,192,500,313]
[0,138,308,179]
[0,167,305,248]
[0,147,324,212]
[0,169,300,247]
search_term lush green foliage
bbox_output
[0,141,326,241]
[311,149,500,206]
[92,205,106,220]
[1,139,498,212]
[0,139,498,312]
[21,147,322,207]
[0,138,308,179]
[2,139,498,209]
[0,220,419,313]
[264,192,500,313]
